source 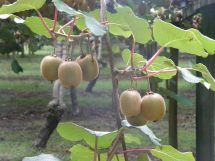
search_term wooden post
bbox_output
[167,48,178,148]
[196,4,215,161]
[196,56,215,161]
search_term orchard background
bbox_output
[0,0,214,161]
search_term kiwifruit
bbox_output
[76,54,99,81]
[141,92,166,122]
[126,113,147,126]
[58,61,82,88]
[40,55,63,81]
[119,90,141,117]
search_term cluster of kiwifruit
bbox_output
[120,89,166,126]
[40,54,99,88]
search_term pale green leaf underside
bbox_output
[151,145,195,161]
[0,0,45,14]
[177,64,215,91]
[0,14,24,23]
[57,122,120,149]
[153,19,208,57]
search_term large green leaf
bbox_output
[52,0,80,16]
[70,144,125,161]
[57,122,120,149]
[153,19,208,57]
[189,29,215,55]
[116,7,152,44]
[122,120,161,146]
[24,16,57,38]
[151,145,195,161]
[81,11,107,36]
[107,11,131,38]
[0,0,45,14]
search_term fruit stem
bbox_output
[132,69,177,80]
[36,10,56,39]
[52,8,58,32]
[67,16,78,41]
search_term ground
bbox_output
[0,46,196,161]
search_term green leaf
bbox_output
[122,49,146,67]
[107,11,131,38]
[116,7,152,44]
[124,133,142,145]
[153,19,208,57]
[148,56,177,79]
[151,145,195,161]
[0,0,45,14]
[52,0,80,16]
[189,29,215,55]
[24,16,58,38]
[193,63,215,91]
[137,154,152,161]
[81,11,107,36]
[70,145,125,161]
[57,122,120,149]
[159,87,193,106]
[122,120,161,146]
[11,59,23,74]
[177,65,215,91]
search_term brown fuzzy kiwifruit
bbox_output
[40,55,63,81]
[119,90,141,117]
[76,54,99,81]
[141,92,166,122]
[58,61,82,88]
[126,113,147,126]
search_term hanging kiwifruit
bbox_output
[40,55,63,81]
[58,61,82,88]
[126,113,147,126]
[120,90,141,117]
[141,92,166,122]
[76,54,99,81]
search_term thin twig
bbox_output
[119,148,151,154]
[36,10,56,39]
[67,17,78,41]
[52,8,58,32]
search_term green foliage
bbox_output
[70,144,124,161]
[0,0,46,14]
[151,145,195,161]
[57,122,120,149]
[24,16,58,38]
[53,0,106,36]
[116,7,152,44]
[11,59,23,74]
[177,64,215,91]
[153,19,209,57]
[121,49,177,79]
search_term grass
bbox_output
[0,47,196,161]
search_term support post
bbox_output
[167,48,178,148]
